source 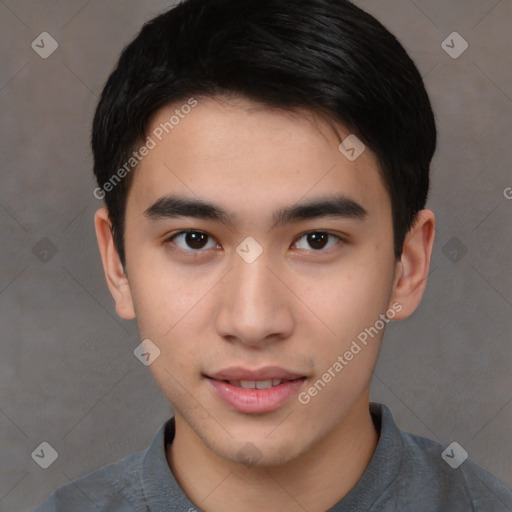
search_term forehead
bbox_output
[127,96,390,223]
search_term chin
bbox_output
[215,433,308,468]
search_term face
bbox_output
[110,96,403,465]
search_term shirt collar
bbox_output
[140,402,403,511]
[327,403,404,511]
[141,416,199,511]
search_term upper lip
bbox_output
[206,366,306,381]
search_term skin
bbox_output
[95,96,435,512]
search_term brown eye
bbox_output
[170,231,218,251]
[294,232,340,251]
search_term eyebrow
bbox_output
[143,194,368,229]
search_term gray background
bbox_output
[0,0,511,510]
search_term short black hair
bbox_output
[92,0,436,266]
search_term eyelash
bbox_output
[164,229,344,254]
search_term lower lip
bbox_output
[206,378,305,414]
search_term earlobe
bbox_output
[94,208,136,320]
[390,209,435,320]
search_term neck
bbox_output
[167,394,378,512]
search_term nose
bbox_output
[214,252,295,347]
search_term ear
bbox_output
[390,209,435,319]
[94,207,136,320]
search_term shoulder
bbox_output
[30,449,147,512]
[398,430,512,511]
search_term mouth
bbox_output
[221,379,293,389]
[205,367,307,413]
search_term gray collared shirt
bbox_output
[31,403,512,511]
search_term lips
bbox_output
[205,366,307,413]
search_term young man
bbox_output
[34,0,512,510]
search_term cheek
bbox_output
[128,255,211,338]
[296,269,389,425]
[139,307,203,407]
[127,258,221,377]
[302,251,394,344]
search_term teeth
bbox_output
[233,380,283,389]
[256,380,273,390]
